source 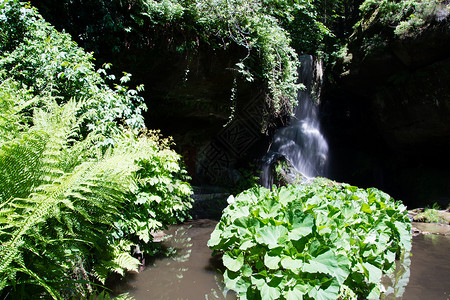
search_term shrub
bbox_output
[208,178,411,299]
[0,0,147,143]
[0,1,194,296]
[0,82,193,298]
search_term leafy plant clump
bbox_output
[357,0,450,38]
[208,178,412,300]
[0,80,193,299]
[0,0,147,144]
[0,1,194,298]
[412,203,450,224]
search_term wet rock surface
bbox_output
[409,208,450,236]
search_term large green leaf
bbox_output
[261,281,281,300]
[208,179,412,299]
[223,252,244,272]
[280,256,303,270]
[285,284,308,300]
[255,225,288,249]
[229,205,250,222]
[264,252,280,270]
[362,262,382,284]
[287,212,314,240]
[207,226,222,247]
[224,269,250,293]
[308,278,340,300]
[303,250,350,285]
[277,187,297,207]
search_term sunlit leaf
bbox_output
[261,281,281,300]
[285,284,307,300]
[255,225,288,249]
[264,252,280,269]
[362,262,382,284]
[223,252,244,272]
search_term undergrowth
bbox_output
[208,178,412,299]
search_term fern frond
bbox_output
[91,265,109,285]
[113,252,140,274]
[0,79,38,142]
[0,92,191,297]
[112,293,134,300]
[92,243,140,284]
[16,266,63,300]
[0,132,48,201]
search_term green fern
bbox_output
[0,80,192,298]
[0,3,192,298]
[0,79,37,142]
[92,239,140,284]
[0,95,141,298]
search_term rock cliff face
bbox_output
[132,45,271,187]
[323,20,450,207]
[28,0,275,187]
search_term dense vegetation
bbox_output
[208,179,412,299]
[1,0,442,298]
[0,1,192,298]
[29,0,342,117]
[348,0,450,60]
[29,0,448,119]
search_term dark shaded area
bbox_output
[30,0,275,188]
[322,20,450,208]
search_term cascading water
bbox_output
[261,54,328,187]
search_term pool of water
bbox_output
[117,220,450,300]
[400,234,450,300]
[114,219,236,300]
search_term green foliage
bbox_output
[0,0,147,143]
[420,204,442,223]
[358,0,449,38]
[0,90,133,298]
[208,178,412,299]
[189,0,301,114]
[0,2,194,297]
[0,78,37,142]
[0,81,193,298]
[413,203,448,224]
[30,0,340,116]
[111,130,193,249]
[28,0,447,119]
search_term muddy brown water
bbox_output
[115,219,450,300]
[400,234,450,300]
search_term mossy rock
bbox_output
[272,156,304,187]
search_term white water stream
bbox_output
[261,54,328,187]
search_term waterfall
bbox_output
[261,55,328,187]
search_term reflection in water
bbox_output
[118,220,449,300]
[401,234,450,300]
[124,219,236,300]
[381,251,411,299]
[382,234,450,299]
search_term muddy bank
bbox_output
[409,208,450,236]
